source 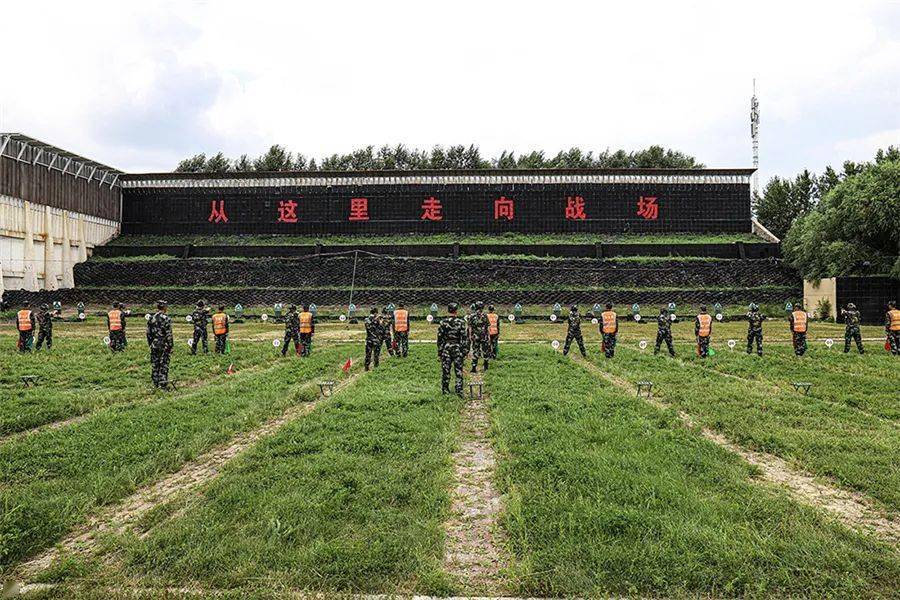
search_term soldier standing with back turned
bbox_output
[190,300,210,355]
[599,303,619,358]
[147,300,174,388]
[281,304,301,357]
[35,303,53,351]
[654,307,676,357]
[695,305,713,358]
[841,303,864,354]
[746,303,764,356]
[562,304,587,357]
[469,301,491,372]
[16,301,35,352]
[789,303,808,356]
[438,303,467,396]
[392,303,410,358]
[885,301,900,355]
[364,307,383,370]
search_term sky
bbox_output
[1,0,897,181]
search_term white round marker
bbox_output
[550,314,557,322]
[728,339,736,349]
[186,315,193,323]
[508,314,515,322]
[633,314,641,322]
[825,338,834,348]
[426,314,434,323]
[639,340,647,350]
[273,338,280,347]
[339,314,347,322]
[261,314,269,322]
[103,336,110,345]
[551,340,560,349]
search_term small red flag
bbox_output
[226,363,235,375]
[342,358,352,373]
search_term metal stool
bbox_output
[792,382,812,395]
[21,375,40,388]
[636,381,653,398]
[468,379,484,400]
[318,381,336,397]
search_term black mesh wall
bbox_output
[836,276,900,324]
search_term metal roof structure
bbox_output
[0,133,123,188]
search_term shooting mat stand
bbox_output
[792,382,812,396]
[636,381,654,398]
[468,377,484,400]
[318,381,336,397]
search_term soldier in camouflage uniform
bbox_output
[190,300,210,355]
[654,307,676,356]
[438,302,467,396]
[695,305,713,358]
[746,303,765,356]
[146,300,174,388]
[599,303,619,359]
[364,307,384,370]
[380,307,395,357]
[789,303,809,357]
[469,301,491,372]
[562,304,587,357]
[16,301,36,352]
[281,304,301,357]
[841,303,864,354]
[35,303,54,351]
[885,301,900,356]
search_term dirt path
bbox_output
[568,353,900,547]
[14,366,364,582]
[442,376,507,594]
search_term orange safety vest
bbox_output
[108,309,122,331]
[17,309,33,331]
[697,313,712,337]
[393,309,409,332]
[212,313,228,335]
[299,311,313,334]
[791,310,808,333]
[487,313,499,336]
[601,311,617,334]
[889,309,900,332]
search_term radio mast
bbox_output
[750,79,760,200]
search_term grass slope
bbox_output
[488,345,900,598]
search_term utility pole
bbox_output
[750,79,760,201]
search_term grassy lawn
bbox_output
[56,347,461,595]
[0,345,353,571]
[108,232,766,246]
[590,346,900,511]
[487,345,900,598]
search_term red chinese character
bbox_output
[494,196,514,220]
[421,196,443,221]
[349,197,369,221]
[637,196,659,220]
[277,199,298,223]
[208,200,228,223]
[565,196,587,220]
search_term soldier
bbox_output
[392,303,410,358]
[654,307,676,357]
[841,303,864,354]
[695,305,713,358]
[281,304,301,357]
[364,307,383,371]
[885,301,900,355]
[599,303,618,358]
[562,304,587,357]
[298,303,315,357]
[746,303,765,356]
[190,300,210,355]
[35,303,53,351]
[789,303,808,356]
[438,302,467,396]
[16,301,36,352]
[146,300,174,388]
[107,302,127,352]
[212,305,229,354]
[486,304,500,358]
[469,301,491,372]
[380,307,395,357]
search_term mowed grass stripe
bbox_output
[595,346,900,511]
[0,345,352,571]
[0,335,276,437]
[487,345,899,598]
[92,347,461,595]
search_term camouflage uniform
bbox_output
[562,310,587,357]
[190,306,210,354]
[16,308,36,352]
[885,307,900,356]
[438,311,467,395]
[654,311,675,356]
[599,310,618,359]
[789,310,808,356]
[108,308,129,352]
[468,309,491,372]
[695,312,712,358]
[842,308,864,354]
[364,312,383,370]
[147,309,174,387]
[281,309,301,356]
[746,310,765,356]
[380,311,395,357]
[35,307,53,351]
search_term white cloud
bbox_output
[0,0,897,179]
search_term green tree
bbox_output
[755,170,818,239]
[783,158,900,279]
[175,154,208,172]
[204,152,232,173]
[253,145,294,171]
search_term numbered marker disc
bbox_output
[670,313,677,322]
[591,318,599,325]
[426,314,434,323]
[78,313,85,320]
[339,314,347,322]
[551,340,560,349]
[261,314,269,322]
[639,340,648,350]
[508,314,515,322]
[103,336,110,345]
[728,339,736,349]
[825,338,834,348]
[273,339,281,347]
[187,338,194,346]
[186,315,193,323]
[633,314,642,322]
[145,313,151,321]
[715,313,724,321]
[550,314,557,322]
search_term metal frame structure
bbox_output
[0,133,123,188]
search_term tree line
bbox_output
[175,144,704,173]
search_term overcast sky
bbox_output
[1,1,897,180]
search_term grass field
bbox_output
[1,318,898,598]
